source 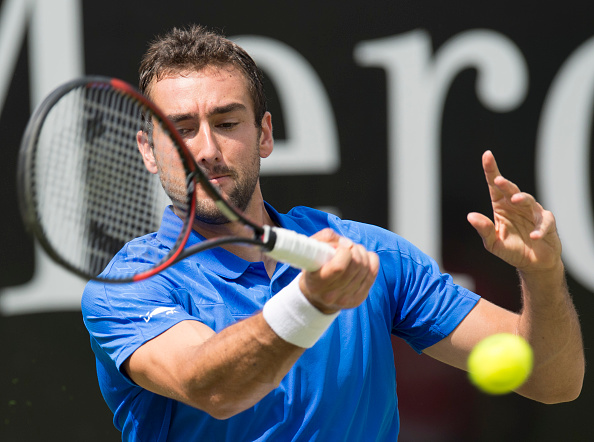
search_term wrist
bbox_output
[263,276,340,348]
[298,276,339,315]
[518,261,570,310]
[518,259,565,285]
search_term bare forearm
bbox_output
[515,262,584,403]
[182,313,304,419]
[127,233,376,419]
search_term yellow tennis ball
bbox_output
[467,333,533,395]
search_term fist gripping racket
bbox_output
[17,76,335,283]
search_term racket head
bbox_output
[17,76,197,282]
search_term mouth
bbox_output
[199,172,234,193]
[198,165,234,189]
[207,174,230,185]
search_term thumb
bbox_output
[467,212,496,250]
[310,228,343,246]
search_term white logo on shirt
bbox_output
[141,307,177,322]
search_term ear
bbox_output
[259,111,274,159]
[137,130,159,174]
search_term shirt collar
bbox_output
[154,204,295,280]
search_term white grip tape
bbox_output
[265,226,336,271]
[262,276,339,348]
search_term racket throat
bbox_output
[260,225,277,252]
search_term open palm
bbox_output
[467,151,562,273]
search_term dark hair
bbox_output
[139,24,267,126]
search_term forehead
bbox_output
[148,66,253,111]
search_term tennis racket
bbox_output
[17,76,335,283]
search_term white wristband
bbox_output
[262,276,340,348]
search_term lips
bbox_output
[208,174,229,184]
[199,166,234,187]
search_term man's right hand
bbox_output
[299,228,379,314]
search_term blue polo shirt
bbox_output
[81,204,480,441]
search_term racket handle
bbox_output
[263,226,336,271]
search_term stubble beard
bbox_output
[159,144,262,226]
[193,156,261,225]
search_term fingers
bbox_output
[482,150,503,201]
[300,230,379,313]
[323,241,379,308]
[528,205,557,241]
[310,227,343,245]
[467,212,496,251]
[485,152,540,213]
[472,151,562,271]
[495,180,554,240]
[482,150,500,181]
[483,150,523,202]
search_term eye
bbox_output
[176,127,195,137]
[217,122,239,130]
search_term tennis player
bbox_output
[81,24,584,441]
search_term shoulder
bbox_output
[280,205,423,260]
[80,232,183,312]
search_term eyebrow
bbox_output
[166,103,248,124]
[208,102,248,117]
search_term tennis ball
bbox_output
[467,333,533,395]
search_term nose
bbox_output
[192,125,221,165]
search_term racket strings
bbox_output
[31,84,171,276]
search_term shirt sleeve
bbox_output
[386,241,481,353]
[329,218,481,354]
[81,275,201,372]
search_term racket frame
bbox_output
[17,76,319,284]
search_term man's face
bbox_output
[139,66,273,224]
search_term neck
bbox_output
[191,196,279,277]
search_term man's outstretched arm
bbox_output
[424,151,584,403]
